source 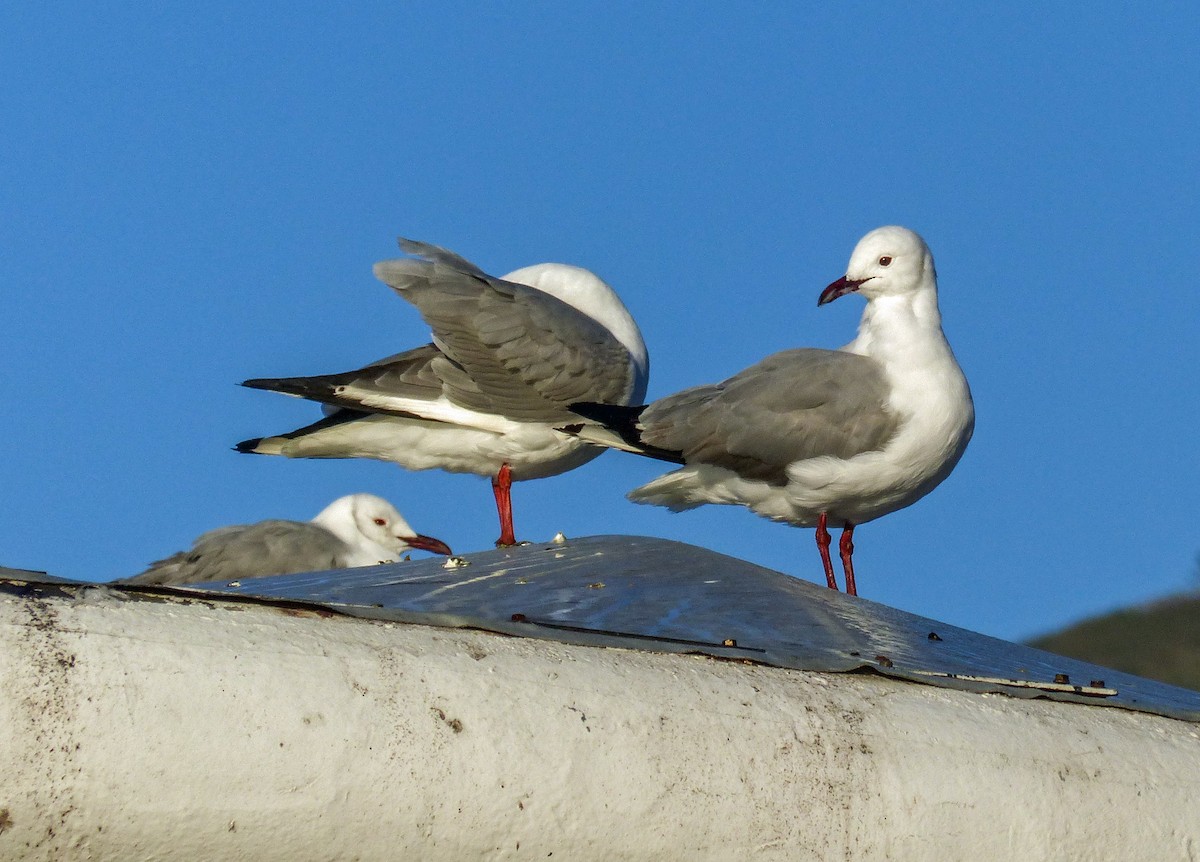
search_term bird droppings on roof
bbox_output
[5,535,1199,723]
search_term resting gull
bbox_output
[237,239,649,546]
[568,226,973,595]
[124,493,451,585]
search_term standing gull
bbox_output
[568,226,973,595]
[123,493,452,585]
[237,239,649,546]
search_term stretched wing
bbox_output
[632,348,900,485]
[372,240,639,421]
[243,342,458,416]
[125,521,347,585]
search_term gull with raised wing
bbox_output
[237,240,649,546]
[568,226,973,596]
[123,493,451,585]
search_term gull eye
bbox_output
[373,518,387,526]
[878,256,892,267]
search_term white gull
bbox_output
[567,226,974,595]
[238,239,649,546]
[124,493,452,585]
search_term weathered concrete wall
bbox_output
[2,585,1198,861]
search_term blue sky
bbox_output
[2,5,1197,642]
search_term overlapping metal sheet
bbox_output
[90,534,1200,723]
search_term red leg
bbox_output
[839,523,857,597]
[815,512,839,590]
[491,463,517,546]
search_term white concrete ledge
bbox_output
[2,586,1198,861]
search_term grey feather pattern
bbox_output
[375,241,635,421]
[638,348,900,485]
[255,343,478,418]
[125,521,351,585]
[397,237,489,277]
[341,343,472,410]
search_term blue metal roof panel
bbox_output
[99,534,1200,723]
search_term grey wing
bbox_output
[331,343,480,415]
[639,349,900,484]
[125,521,348,585]
[374,241,637,421]
[243,343,472,418]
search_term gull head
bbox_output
[317,493,452,557]
[819,226,935,306]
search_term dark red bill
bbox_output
[407,535,453,556]
[818,276,869,306]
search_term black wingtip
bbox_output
[234,438,263,453]
[240,375,337,400]
[569,402,686,466]
[569,401,646,428]
[241,377,280,392]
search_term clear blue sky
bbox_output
[3,4,1197,642]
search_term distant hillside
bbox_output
[1027,593,1200,692]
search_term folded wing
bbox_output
[635,348,901,485]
